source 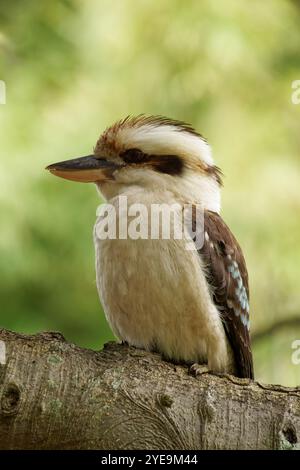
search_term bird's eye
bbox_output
[121,148,148,164]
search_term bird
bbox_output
[46,115,254,379]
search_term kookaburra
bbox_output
[46,115,254,379]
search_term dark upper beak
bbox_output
[46,155,121,183]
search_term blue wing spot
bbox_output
[235,287,240,297]
[232,269,240,279]
[227,265,234,274]
[228,261,250,325]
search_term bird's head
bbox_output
[46,115,222,212]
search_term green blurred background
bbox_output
[0,0,299,386]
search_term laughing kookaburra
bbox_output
[46,115,254,379]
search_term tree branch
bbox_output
[0,328,299,450]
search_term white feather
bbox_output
[117,123,213,165]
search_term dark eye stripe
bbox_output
[120,148,148,164]
[150,155,184,175]
[120,148,184,176]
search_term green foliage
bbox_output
[0,0,300,385]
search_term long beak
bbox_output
[46,155,121,183]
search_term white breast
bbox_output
[94,189,234,372]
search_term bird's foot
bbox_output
[189,363,210,377]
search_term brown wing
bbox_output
[198,210,254,379]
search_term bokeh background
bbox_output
[0,0,300,386]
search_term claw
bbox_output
[189,363,210,377]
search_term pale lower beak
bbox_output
[46,155,121,183]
